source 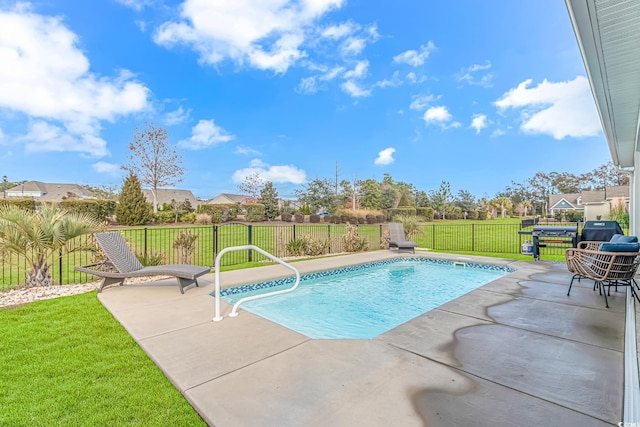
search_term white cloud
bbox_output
[178,119,235,149]
[296,76,319,94]
[457,61,493,87]
[341,80,371,98]
[340,37,366,56]
[92,161,122,175]
[0,6,150,157]
[406,72,426,84]
[164,106,191,125]
[115,0,154,11]
[374,147,395,165]
[234,145,261,156]
[0,127,4,140]
[470,114,488,134]
[374,71,402,89]
[343,60,368,79]
[494,76,601,139]
[320,66,345,81]
[423,106,461,129]
[393,41,436,67]
[409,94,439,110]
[491,129,506,137]
[232,161,306,184]
[321,22,355,39]
[153,0,344,74]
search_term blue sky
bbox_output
[0,0,610,200]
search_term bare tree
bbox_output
[238,172,264,201]
[123,123,184,213]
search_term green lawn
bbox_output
[0,292,206,426]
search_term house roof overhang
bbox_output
[565,0,640,168]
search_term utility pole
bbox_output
[2,175,7,199]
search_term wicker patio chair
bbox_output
[387,223,418,254]
[75,232,211,294]
[566,246,640,308]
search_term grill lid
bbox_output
[532,226,578,236]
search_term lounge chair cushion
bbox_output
[609,234,638,243]
[599,242,640,252]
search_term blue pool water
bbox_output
[220,258,512,339]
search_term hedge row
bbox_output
[58,200,116,222]
[0,198,37,211]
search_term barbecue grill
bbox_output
[520,225,578,260]
[580,220,623,242]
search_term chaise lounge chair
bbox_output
[75,232,211,294]
[387,223,418,254]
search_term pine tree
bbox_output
[116,174,152,226]
[258,181,280,221]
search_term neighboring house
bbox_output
[3,181,95,202]
[206,193,252,205]
[548,185,629,220]
[142,189,199,210]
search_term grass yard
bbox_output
[0,292,206,426]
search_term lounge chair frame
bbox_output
[387,223,418,254]
[75,232,210,294]
[566,246,640,307]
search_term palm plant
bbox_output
[0,204,103,287]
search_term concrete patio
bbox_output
[98,251,628,426]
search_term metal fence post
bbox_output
[328,224,331,253]
[144,227,148,256]
[293,224,296,240]
[248,224,253,262]
[472,224,475,252]
[58,248,63,286]
[213,225,218,265]
[432,224,435,249]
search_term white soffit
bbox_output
[566,0,640,168]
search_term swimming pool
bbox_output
[220,258,512,339]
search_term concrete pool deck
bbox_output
[98,251,627,426]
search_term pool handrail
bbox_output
[213,245,301,322]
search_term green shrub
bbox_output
[340,214,349,224]
[416,207,434,221]
[286,237,306,256]
[309,214,320,223]
[300,205,311,215]
[197,204,239,223]
[0,198,37,211]
[467,210,478,220]
[357,216,365,224]
[388,207,417,219]
[565,210,583,222]
[365,214,377,224]
[477,210,487,220]
[245,203,265,222]
[294,212,304,223]
[394,214,422,241]
[281,212,292,222]
[57,199,116,222]
[154,210,174,224]
[135,250,166,266]
[181,212,196,223]
[349,216,358,224]
[323,215,331,223]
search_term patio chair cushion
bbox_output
[609,234,638,243]
[599,242,640,252]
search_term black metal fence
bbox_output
[2,221,622,289]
